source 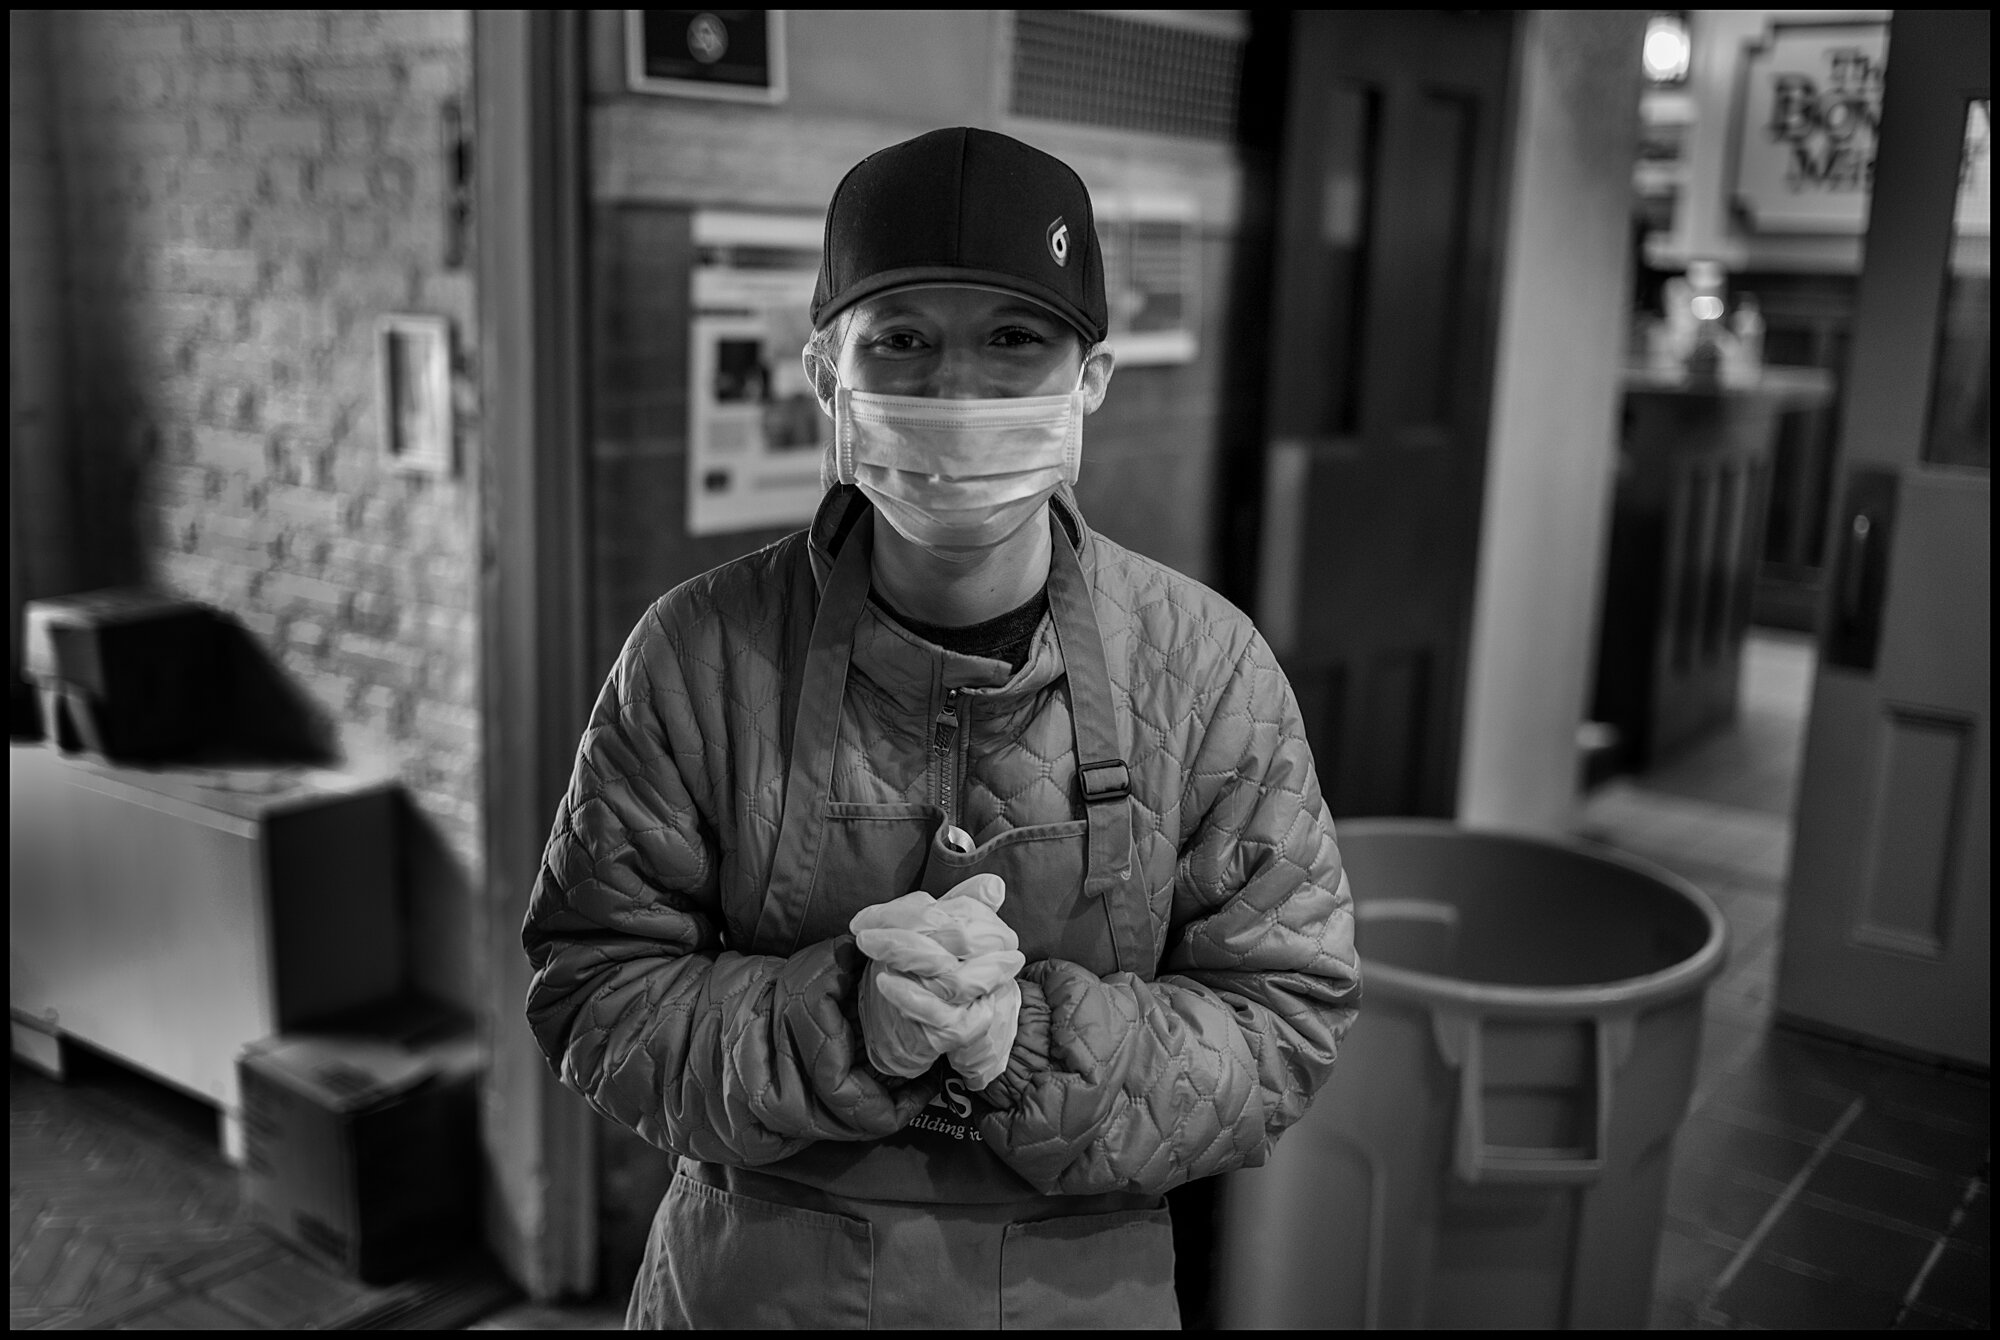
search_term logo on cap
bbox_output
[1046,218,1070,268]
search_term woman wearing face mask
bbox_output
[523,127,1360,1330]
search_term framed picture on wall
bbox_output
[376,315,454,477]
[1731,21,1886,234]
[625,10,787,104]
[1730,20,1991,238]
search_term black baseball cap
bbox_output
[811,127,1109,344]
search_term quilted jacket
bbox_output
[522,487,1361,1198]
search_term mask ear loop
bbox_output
[807,344,860,490]
[833,384,859,485]
[1072,350,1097,395]
[1062,352,1095,484]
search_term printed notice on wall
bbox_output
[688,211,828,536]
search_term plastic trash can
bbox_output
[1216,819,1727,1329]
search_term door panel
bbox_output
[1386,91,1474,442]
[1858,707,1971,956]
[1777,11,1990,1067]
[1257,11,1516,818]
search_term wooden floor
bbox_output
[9,631,1988,1330]
[8,1041,525,1330]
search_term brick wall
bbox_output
[35,11,482,1012]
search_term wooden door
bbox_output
[1253,10,1516,818]
[1778,11,1990,1067]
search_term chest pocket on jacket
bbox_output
[794,803,1128,979]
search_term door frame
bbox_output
[1828,15,1985,478]
[473,10,598,1299]
[1777,8,1991,1066]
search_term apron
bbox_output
[628,510,1178,1329]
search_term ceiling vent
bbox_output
[1010,10,1245,141]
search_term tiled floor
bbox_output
[1575,631,1990,1330]
[10,630,1987,1330]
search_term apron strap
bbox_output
[780,494,868,757]
[1046,525,1152,978]
[757,514,875,956]
[777,542,818,764]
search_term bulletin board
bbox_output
[686,210,827,536]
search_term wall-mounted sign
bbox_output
[626,10,787,104]
[1732,22,1884,233]
[1095,192,1200,365]
[687,211,826,536]
[376,315,454,477]
[1733,22,1989,236]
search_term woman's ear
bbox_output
[802,345,839,418]
[1077,342,1117,414]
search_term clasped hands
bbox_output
[850,872,1024,1091]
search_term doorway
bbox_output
[1572,10,1991,1322]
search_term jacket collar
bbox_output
[806,485,1098,595]
[803,486,1092,706]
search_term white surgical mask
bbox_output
[829,376,1085,562]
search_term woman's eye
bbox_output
[871,332,925,352]
[993,327,1046,348]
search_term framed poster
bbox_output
[376,315,454,477]
[1732,21,1885,233]
[1733,21,1990,236]
[626,10,787,104]
[686,210,827,536]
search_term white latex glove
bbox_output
[857,957,965,1078]
[868,970,1022,1090]
[943,978,1021,1091]
[853,931,1024,1083]
[850,874,1025,1088]
[850,874,1018,959]
[853,930,1024,1004]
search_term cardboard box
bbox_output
[238,1029,477,1285]
[23,589,219,760]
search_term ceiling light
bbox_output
[1644,13,1691,86]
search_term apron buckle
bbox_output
[1079,759,1131,804]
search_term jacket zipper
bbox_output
[933,687,964,828]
